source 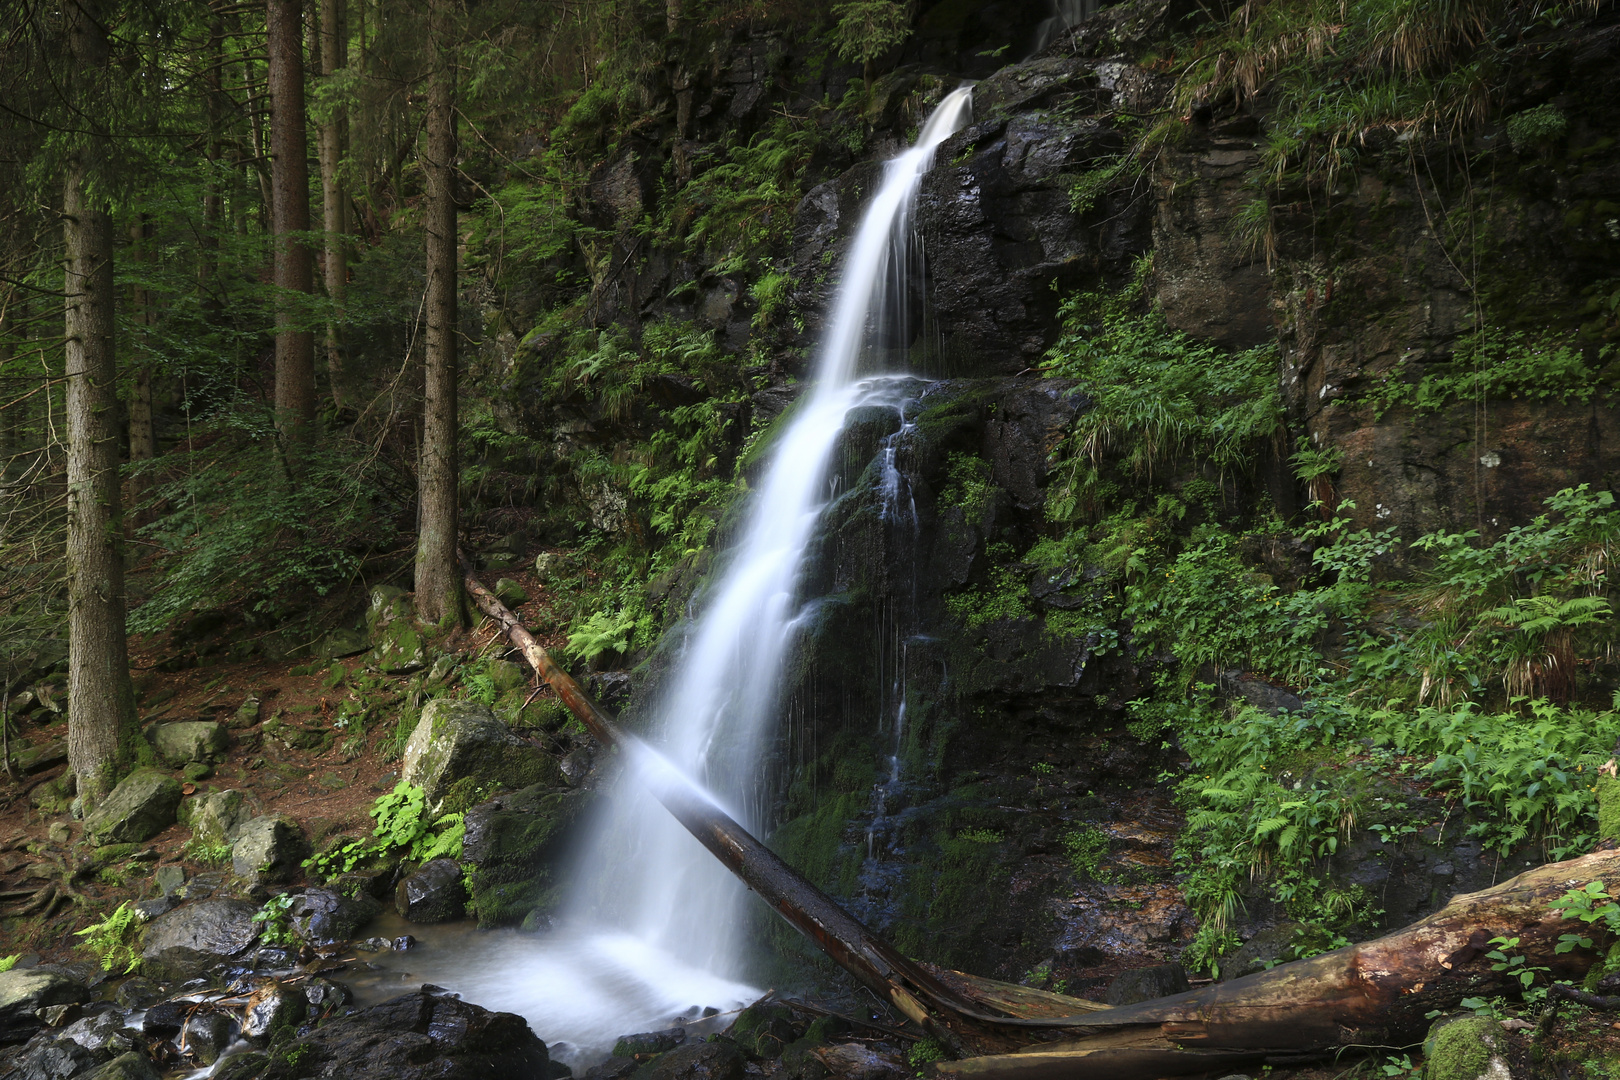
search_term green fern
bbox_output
[74,902,142,974]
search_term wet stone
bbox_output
[140,899,259,982]
[0,1034,100,1080]
[612,1027,686,1057]
[180,1008,236,1065]
[240,981,307,1041]
[140,1001,186,1039]
[0,969,91,1045]
[81,1052,161,1080]
[638,1041,747,1080]
[112,980,160,1012]
[395,858,466,923]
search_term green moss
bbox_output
[1423,1016,1498,1080]
[1597,775,1620,841]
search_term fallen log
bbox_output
[936,850,1620,1076]
[462,559,1617,1070]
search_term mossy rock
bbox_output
[461,784,584,928]
[366,586,412,635]
[494,579,529,608]
[402,700,564,804]
[83,770,182,844]
[373,619,429,675]
[1423,1014,1507,1080]
[1598,774,1620,841]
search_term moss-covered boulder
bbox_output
[83,770,182,844]
[461,784,586,928]
[1423,1015,1510,1080]
[493,579,528,608]
[0,968,90,1045]
[230,814,309,883]
[401,700,564,805]
[152,721,229,767]
[183,788,250,849]
[374,618,429,675]
[367,585,413,635]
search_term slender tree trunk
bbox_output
[200,7,225,322]
[414,0,461,625]
[267,0,316,449]
[63,0,139,803]
[126,218,155,530]
[318,0,348,409]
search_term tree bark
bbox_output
[318,0,347,409]
[63,1,139,804]
[414,0,461,625]
[267,0,316,450]
[200,5,225,322]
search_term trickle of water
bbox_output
[1034,0,1099,52]
[436,85,974,1063]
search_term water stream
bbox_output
[358,85,975,1067]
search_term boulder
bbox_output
[231,696,261,729]
[372,620,428,675]
[184,789,249,850]
[275,989,548,1080]
[211,1052,270,1080]
[230,815,308,884]
[611,1028,685,1057]
[140,899,259,981]
[180,1007,236,1065]
[493,579,528,608]
[60,1008,136,1055]
[0,970,89,1045]
[112,980,159,1011]
[82,771,181,845]
[0,1035,102,1080]
[150,722,228,767]
[1424,1014,1510,1080]
[366,586,413,635]
[316,628,370,661]
[639,1041,746,1080]
[13,740,66,775]
[401,700,563,804]
[81,1053,160,1080]
[152,864,185,897]
[240,981,307,1041]
[394,859,466,923]
[461,785,585,928]
[288,888,382,944]
[1104,963,1190,1006]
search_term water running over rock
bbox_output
[404,86,976,1063]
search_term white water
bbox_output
[383,86,974,1067]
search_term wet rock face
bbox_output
[1104,963,1190,1006]
[460,785,585,929]
[82,771,181,845]
[634,1041,745,1080]
[0,969,90,1045]
[140,899,259,982]
[395,858,467,923]
[288,888,382,945]
[0,1032,103,1079]
[275,990,549,1080]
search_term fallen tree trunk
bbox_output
[936,850,1620,1076]
[462,559,1616,1069]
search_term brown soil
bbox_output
[0,558,573,965]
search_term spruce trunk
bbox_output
[267,0,316,449]
[414,0,461,624]
[63,158,138,804]
[319,0,348,409]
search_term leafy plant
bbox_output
[74,902,143,974]
[370,781,466,861]
[1063,826,1110,878]
[0,955,18,973]
[252,893,301,948]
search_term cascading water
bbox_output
[352,86,974,1068]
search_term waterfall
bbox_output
[414,86,974,1067]
[1034,0,1099,52]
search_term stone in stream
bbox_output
[230,814,308,884]
[288,887,382,944]
[272,989,549,1079]
[59,1009,134,1055]
[111,980,159,1012]
[638,1041,747,1080]
[181,1007,237,1065]
[809,1044,904,1080]
[81,1052,160,1080]
[81,771,181,845]
[240,981,307,1041]
[139,899,259,981]
[1104,962,1190,1006]
[401,700,563,804]
[394,858,466,923]
[611,1027,685,1057]
[0,969,90,1045]
[150,721,228,767]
